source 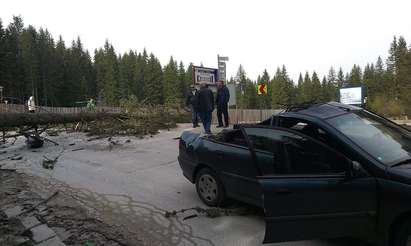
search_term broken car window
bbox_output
[281,132,347,174]
[244,128,281,153]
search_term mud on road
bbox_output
[0,167,218,246]
[0,126,218,246]
[0,169,131,246]
[0,124,373,246]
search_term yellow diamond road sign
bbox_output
[257,84,267,95]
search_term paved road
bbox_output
[1,124,371,246]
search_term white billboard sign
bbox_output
[340,87,363,105]
[193,66,218,86]
[226,83,236,106]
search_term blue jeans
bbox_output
[199,111,212,133]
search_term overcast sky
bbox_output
[1,0,411,82]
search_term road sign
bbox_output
[226,84,236,106]
[257,84,268,95]
[217,55,229,82]
[193,66,218,86]
[218,56,229,61]
[340,86,363,105]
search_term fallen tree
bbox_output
[0,112,120,128]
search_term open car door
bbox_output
[241,126,377,243]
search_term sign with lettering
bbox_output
[193,66,219,86]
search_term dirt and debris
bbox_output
[42,156,59,170]
[164,206,260,220]
[0,170,134,246]
[42,149,64,170]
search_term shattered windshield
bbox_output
[327,111,411,166]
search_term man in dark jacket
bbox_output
[185,86,199,128]
[216,80,230,127]
[197,82,214,134]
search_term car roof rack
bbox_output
[284,101,325,112]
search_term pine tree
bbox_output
[5,16,25,102]
[327,67,338,100]
[302,71,312,102]
[163,57,181,105]
[185,63,194,89]
[53,36,67,106]
[0,19,5,90]
[118,50,138,99]
[36,28,56,106]
[337,67,345,89]
[347,65,362,87]
[20,25,39,102]
[134,49,148,100]
[93,40,119,105]
[271,66,293,108]
[178,61,187,99]
[144,53,163,104]
[244,78,257,108]
[396,36,410,108]
[363,63,375,102]
[296,73,304,103]
[311,71,322,102]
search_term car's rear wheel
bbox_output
[195,168,227,207]
[393,220,411,246]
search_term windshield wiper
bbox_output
[391,158,411,168]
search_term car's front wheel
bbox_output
[393,220,411,246]
[195,168,227,207]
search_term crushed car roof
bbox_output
[280,102,361,119]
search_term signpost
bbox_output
[257,83,268,121]
[339,86,363,106]
[217,55,229,82]
[257,84,267,95]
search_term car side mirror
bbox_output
[352,161,362,172]
[346,160,363,179]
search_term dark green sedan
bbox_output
[178,102,411,246]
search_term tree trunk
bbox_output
[0,112,119,128]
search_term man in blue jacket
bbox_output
[216,80,230,128]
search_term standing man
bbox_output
[87,98,96,112]
[28,96,36,113]
[185,86,199,128]
[216,80,230,128]
[197,82,214,134]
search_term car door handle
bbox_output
[274,188,291,195]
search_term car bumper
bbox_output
[178,155,196,183]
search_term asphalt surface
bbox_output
[0,124,372,246]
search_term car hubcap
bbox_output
[198,174,218,202]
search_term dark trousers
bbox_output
[217,104,229,127]
[190,105,199,126]
[199,111,212,133]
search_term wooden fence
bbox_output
[212,109,282,124]
[2,103,409,126]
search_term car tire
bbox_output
[195,168,227,207]
[393,219,411,246]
